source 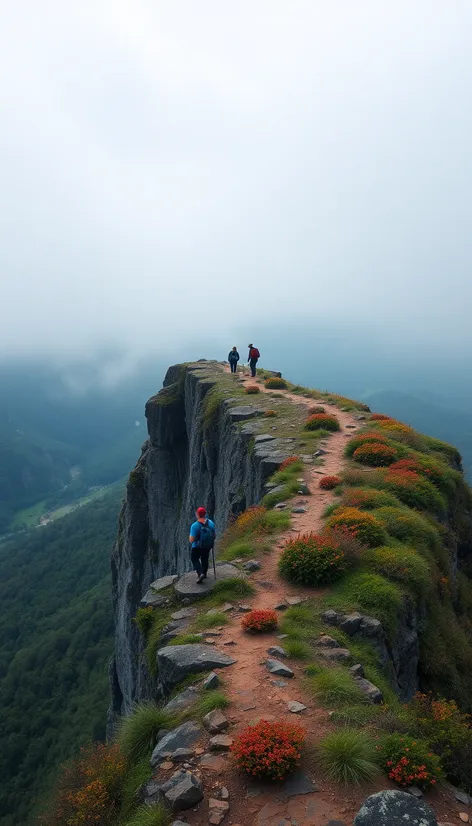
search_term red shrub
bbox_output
[232,720,305,780]
[319,475,342,490]
[279,532,347,585]
[242,609,278,632]
[305,413,340,432]
[245,385,260,394]
[353,442,397,467]
[279,456,299,471]
[379,734,442,789]
[370,413,392,421]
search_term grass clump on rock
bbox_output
[309,667,364,707]
[279,532,347,586]
[232,719,305,780]
[305,413,340,432]
[326,507,386,547]
[329,571,403,638]
[117,703,173,762]
[241,609,278,632]
[195,690,229,718]
[317,728,379,784]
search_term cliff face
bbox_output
[110,362,291,720]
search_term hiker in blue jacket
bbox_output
[189,507,216,583]
[228,346,240,373]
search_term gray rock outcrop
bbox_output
[354,791,437,826]
[110,361,293,722]
[157,644,236,691]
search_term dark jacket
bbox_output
[228,350,240,363]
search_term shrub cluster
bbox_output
[411,692,472,791]
[342,487,399,510]
[353,442,398,467]
[279,532,347,585]
[265,377,287,389]
[305,413,340,432]
[245,385,260,394]
[370,413,392,421]
[42,743,126,826]
[319,475,342,490]
[383,467,446,515]
[308,405,326,414]
[326,507,386,547]
[232,719,305,780]
[379,733,442,788]
[263,409,277,417]
[241,609,278,632]
[363,545,430,597]
[372,506,439,549]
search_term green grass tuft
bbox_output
[117,703,173,762]
[212,577,255,600]
[285,639,313,659]
[194,690,229,718]
[118,757,153,824]
[193,612,229,630]
[308,667,365,707]
[327,571,404,638]
[219,540,255,561]
[317,728,379,784]
[124,802,170,826]
[168,633,203,646]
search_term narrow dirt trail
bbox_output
[188,371,381,825]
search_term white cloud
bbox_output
[1,1,471,356]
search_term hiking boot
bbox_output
[197,574,204,584]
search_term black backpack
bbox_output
[197,520,215,551]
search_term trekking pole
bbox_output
[212,545,217,580]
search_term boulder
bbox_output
[157,645,236,691]
[203,709,229,734]
[287,701,307,713]
[209,734,233,751]
[355,677,383,704]
[149,574,179,592]
[171,748,196,762]
[163,772,203,812]
[317,634,341,648]
[322,609,340,626]
[163,686,199,714]
[140,591,168,608]
[265,659,294,678]
[319,648,352,663]
[174,564,245,602]
[150,722,201,767]
[202,671,220,690]
[267,646,288,658]
[227,406,263,422]
[339,613,363,634]
[243,560,261,572]
[171,607,199,621]
[209,798,230,825]
[349,663,365,678]
[354,791,437,826]
[284,596,303,606]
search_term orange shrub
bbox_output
[241,609,278,632]
[279,456,299,471]
[370,413,392,421]
[264,410,277,417]
[245,385,260,394]
[353,442,398,467]
[327,507,386,547]
[265,377,287,389]
[232,720,305,780]
[305,413,340,432]
[41,743,125,826]
[319,475,342,490]
[383,468,446,515]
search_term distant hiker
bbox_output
[228,346,240,373]
[248,343,260,377]
[189,507,216,583]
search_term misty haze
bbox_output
[1,3,472,826]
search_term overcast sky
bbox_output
[1,2,472,360]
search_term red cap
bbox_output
[196,507,207,518]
